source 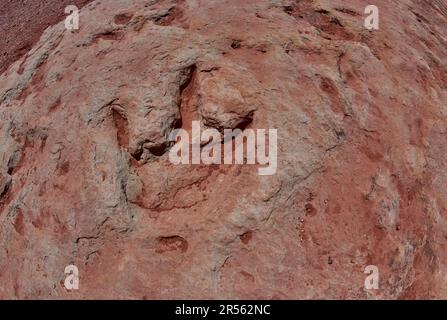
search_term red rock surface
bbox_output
[0,0,446,299]
[0,0,93,75]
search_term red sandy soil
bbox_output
[0,0,93,75]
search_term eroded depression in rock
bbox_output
[0,0,446,300]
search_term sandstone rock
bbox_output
[0,0,446,299]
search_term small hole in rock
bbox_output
[149,143,168,157]
[132,148,143,161]
[231,40,242,49]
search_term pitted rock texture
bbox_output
[0,0,94,76]
[0,0,446,299]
